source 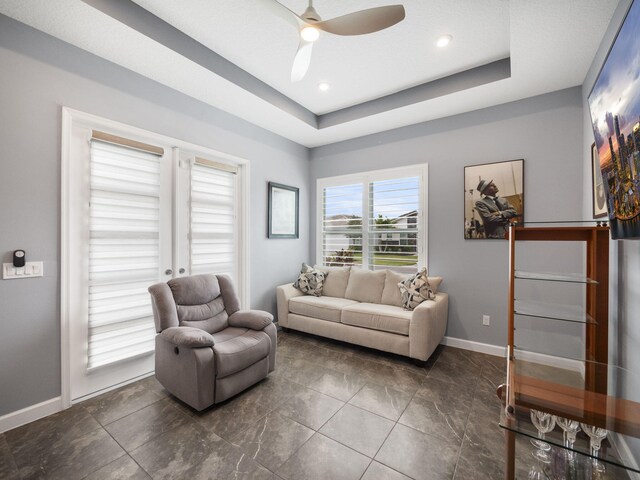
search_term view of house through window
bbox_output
[318,165,427,273]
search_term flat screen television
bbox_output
[588,0,640,239]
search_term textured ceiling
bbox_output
[0,0,619,147]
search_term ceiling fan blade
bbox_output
[291,39,313,82]
[314,5,405,36]
[255,0,304,29]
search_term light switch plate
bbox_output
[3,262,44,279]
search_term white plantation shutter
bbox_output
[190,161,238,279]
[321,183,363,267]
[368,177,420,273]
[319,166,426,272]
[88,140,161,370]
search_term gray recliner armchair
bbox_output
[148,274,276,411]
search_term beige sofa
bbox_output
[276,267,448,363]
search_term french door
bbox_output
[62,109,247,404]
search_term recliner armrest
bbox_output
[228,310,274,330]
[159,326,215,347]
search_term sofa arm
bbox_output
[276,283,304,327]
[159,327,215,348]
[228,310,274,330]
[409,292,449,361]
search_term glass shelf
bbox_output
[499,348,640,474]
[515,270,598,284]
[514,299,596,324]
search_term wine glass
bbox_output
[530,409,556,463]
[581,423,608,473]
[556,417,581,460]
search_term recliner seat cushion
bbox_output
[341,303,411,335]
[289,296,359,323]
[214,329,271,378]
[177,296,229,333]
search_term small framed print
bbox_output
[268,182,299,238]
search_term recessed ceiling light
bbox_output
[436,34,452,48]
[301,26,320,42]
[318,82,330,92]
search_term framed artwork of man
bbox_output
[464,159,524,239]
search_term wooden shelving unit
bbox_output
[500,223,629,479]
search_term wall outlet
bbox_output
[482,315,490,326]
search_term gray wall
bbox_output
[310,87,585,348]
[0,16,310,416]
[581,0,640,462]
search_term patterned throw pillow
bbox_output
[398,267,435,310]
[293,263,326,297]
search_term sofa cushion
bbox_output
[341,303,411,335]
[314,265,351,298]
[399,267,435,310]
[213,329,271,378]
[289,296,359,323]
[344,268,386,304]
[381,270,443,307]
[293,263,326,297]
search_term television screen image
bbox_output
[588,0,640,239]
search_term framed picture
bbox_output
[464,159,524,239]
[591,142,608,219]
[268,182,299,238]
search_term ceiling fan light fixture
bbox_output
[318,82,330,91]
[436,34,452,48]
[301,26,320,42]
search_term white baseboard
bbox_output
[441,336,506,357]
[441,336,584,374]
[0,397,62,434]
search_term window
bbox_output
[63,108,248,403]
[317,165,428,273]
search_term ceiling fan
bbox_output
[257,0,406,82]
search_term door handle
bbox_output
[164,269,173,275]
[179,268,186,274]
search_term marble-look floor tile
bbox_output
[83,382,164,425]
[376,424,460,480]
[319,404,395,458]
[348,383,413,421]
[276,433,370,480]
[18,427,124,480]
[193,391,273,440]
[138,375,171,398]
[104,398,193,451]
[308,369,366,401]
[398,395,469,444]
[415,375,475,414]
[276,356,328,386]
[129,422,223,479]
[453,438,503,480]
[361,461,413,480]
[427,356,479,389]
[0,434,20,480]
[183,440,277,479]
[277,387,344,430]
[5,405,101,464]
[83,454,150,480]
[230,412,314,472]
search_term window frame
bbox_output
[316,164,429,271]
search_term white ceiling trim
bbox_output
[0,0,618,147]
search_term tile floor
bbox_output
[0,330,629,479]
